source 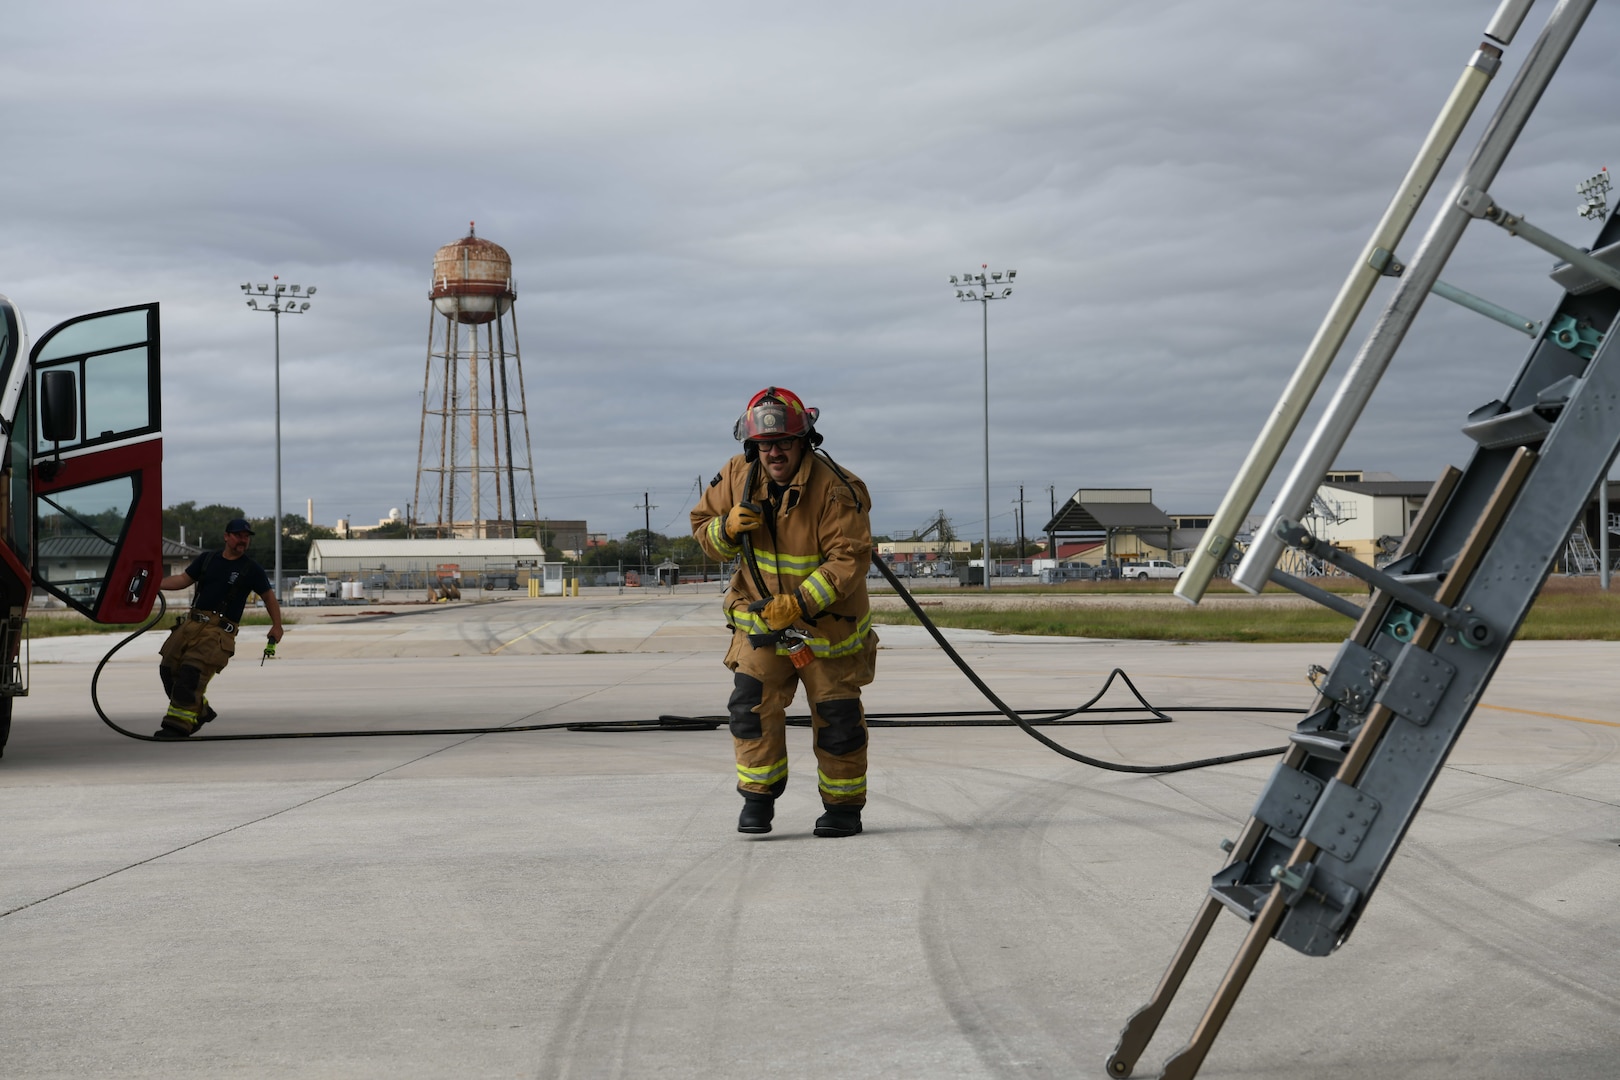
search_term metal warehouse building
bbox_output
[307,538,546,578]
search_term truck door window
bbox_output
[82,347,150,442]
[36,310,148,364]
[35,475,136,615]
[33,307,159,456]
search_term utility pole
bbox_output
[1047,485,1058,577]
[949,264,1016,590]
[635,492,657,581]
[1016,485,1027,562]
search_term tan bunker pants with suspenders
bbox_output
[724,628,878,806]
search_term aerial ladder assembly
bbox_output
[1112,0,1619,1076]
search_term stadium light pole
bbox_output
[241,275,314,598]
[950,264,1015,591]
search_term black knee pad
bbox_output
[172,665,203,706]
[159,666,175,698]
[727,673,765,740]
[815,698,866,757]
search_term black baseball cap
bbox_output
[225,518,255,535]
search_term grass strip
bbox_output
[26,613,286,639]
[872,586,1620,643]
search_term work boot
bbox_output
[737,796,775,834]
[813,803,863,838]
[155,711,199,739]
[197,703,218,729]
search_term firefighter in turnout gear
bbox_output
[154,518,285,737]
[692,387,877,837]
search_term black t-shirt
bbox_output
[185,550,272,622]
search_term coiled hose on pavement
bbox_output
[88,563,1294,773]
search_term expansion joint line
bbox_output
[0,738,484,920]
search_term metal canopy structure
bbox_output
[1041,488,1175,559]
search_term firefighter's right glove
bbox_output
[749,591,805,632]
[261,634,277,666]
[724,502,763,544]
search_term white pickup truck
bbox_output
[1120,559,1184,581]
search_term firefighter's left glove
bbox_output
[723,502,763,544]
[749,591,805,632]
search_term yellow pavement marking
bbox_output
[492,620,555,655]
[1477,702,1620,729]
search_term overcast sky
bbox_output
[7,1,1620,544]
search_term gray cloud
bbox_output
[5,0,1618,543]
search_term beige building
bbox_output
[1310,471,1431,563]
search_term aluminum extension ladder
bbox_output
[1111,1,1617,1077]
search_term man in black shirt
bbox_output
[154,518,285,738]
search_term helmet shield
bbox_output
[734,387,817,442]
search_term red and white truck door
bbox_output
[28,303,163,624]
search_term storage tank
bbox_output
[429,222,514,324]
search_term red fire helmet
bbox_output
[733,386,818,443]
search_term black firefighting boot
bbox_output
[813,803,863,838]
[737,795,775,834]
[197,701,218,729]
[154,714,197,739]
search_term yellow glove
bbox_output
[725,502,763,542]
[759,591,805,631]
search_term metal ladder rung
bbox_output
[1287,730,1354,762]
[1208,883,1269,923]
[1551,235,1620,296]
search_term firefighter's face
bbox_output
[224,530,252,556]
[758,437,803,483]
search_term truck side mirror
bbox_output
[39,370,78,443]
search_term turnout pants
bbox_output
[723,628,878,806]
[158,616,237,732]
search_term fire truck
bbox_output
[0,296,164,757]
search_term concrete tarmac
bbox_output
[2,592,1618,1079]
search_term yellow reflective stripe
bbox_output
[750,548,821,577]
[732,608,870,658]
[731,607,772,635]
[738,757,789,786]
[165,705,197,720]
[810,611,872,659]
[817,769,866,797]
[707,516,741,559]
[802,569,836,612]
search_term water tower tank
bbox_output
[430,223,514,324]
